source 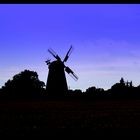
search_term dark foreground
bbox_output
[1,99,140,136]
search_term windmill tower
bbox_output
[45,46,78,96]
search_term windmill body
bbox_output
[46,60,68,95]
[45,46,78,97]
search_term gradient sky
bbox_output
[1,4,140,91]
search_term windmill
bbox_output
[45,45,78,96]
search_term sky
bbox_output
[1,4,140,91]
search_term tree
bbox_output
[85,86,97,97]
[1,70,45,99]
[120,77,125,86]
[86,86,96,93]
[130,81,133,88]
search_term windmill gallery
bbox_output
[45,46,78,96]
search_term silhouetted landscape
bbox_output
[2,4,140,136]
[1,70,140,100]
[1,69,140,136]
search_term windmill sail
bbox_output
[48,48,61,61]
[68,72,78,81]
[63,45,73,62]
[65,66,78,81]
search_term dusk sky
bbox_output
[1,4,140,91]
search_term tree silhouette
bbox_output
[1,74,140,100]
[120,77,125,86]
[1,70,45,99]
[84,86,105,99]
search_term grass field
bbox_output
[0,99,140,136]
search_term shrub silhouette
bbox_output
[84,86,105,98]
[1,70,45,99]
[1,74,140,100]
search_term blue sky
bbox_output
[1,4,140,91]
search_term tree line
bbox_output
[0,69,140,100]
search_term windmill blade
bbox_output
[65,66,78,81]
[69,72,78,81]
[48,48,61,61]
[63,45,73,62]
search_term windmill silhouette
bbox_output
[45,45,78,96]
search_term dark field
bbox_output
[1,99,140,136]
